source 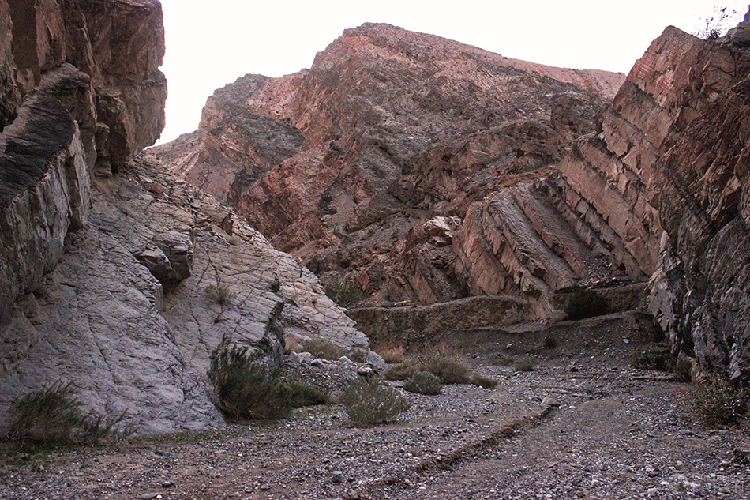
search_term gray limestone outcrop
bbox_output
[1,152,367,435]
[0,0,369,436]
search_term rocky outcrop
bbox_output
[1,0,166,173]
[1,152,367,434]
[349,295,531,348]
[157,23,626,306]
[0,0,369,435]
[166,19,750,381]
[556,25,750,381]
[1,0,166,324]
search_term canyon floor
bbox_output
[1,313,749,500]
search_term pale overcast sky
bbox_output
[155,0,747,145]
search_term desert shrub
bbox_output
[207,337,291,420]
[632,352,693,381]
[564,288,608,321]
[286,381,328,407]
[347,348,368,364]
[376,343,406,364]
[384,361,418,381]
[323,279,364,307]
[490,353,515,366]
[470,374,499,389]
[340,379,410,426]
[514,356,537,372]
[692,373,749,427]
[385,350,471,384]
[206,283,235,306]
[7,382,132,446]
[632,352,672,371]
[301,338,346,360]
[403,371,442,395]
[673,359,693,383]
[419,350,471,384]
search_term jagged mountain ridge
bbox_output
[155,23,627,309]
[161,19,750,382]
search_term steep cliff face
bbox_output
[159,23,625,307]
[0,0,368,435]
[559,24,750,381]
[1,0,166,325]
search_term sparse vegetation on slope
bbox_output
[384,347,498,390]
[300,337,367,363]
[7,382,132,446]
[403,371,442,395]
[631,351,693,382]
[208,337,292,420]
[692,372,749,427]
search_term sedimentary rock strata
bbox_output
[160,23,626,308]
[163,19,750,381]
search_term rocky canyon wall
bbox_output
[0,0,368,435]
[160,18,750,381]
[157,23,626,312]
[1,0,166,325]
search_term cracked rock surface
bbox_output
[0,154,368,435]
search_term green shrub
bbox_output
[7,382,132,446]
[419,351,471,385]
[301,337,346,360]
[403,371,442,395]
[565,288,608,321]
[348,348,368,364]
[385,350,472,384]
[299,338,367,363]
[470,374,498,389]
[207,337,291,420]
[632,352,693,382]
[692,373,749,427]
[632,351,672,371]
[514,356,537,372]
[384,361,418,381]
[287,381,328,407]
[340,379,410,426]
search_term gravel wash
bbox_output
[2,334,749,500]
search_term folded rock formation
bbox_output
[160,19,750,382]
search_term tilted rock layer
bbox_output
[1,0,166,324]
[163,20,750,381]
[0,0,367,435]
[156,22,626,309]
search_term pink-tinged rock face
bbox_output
[157,22,625,310]
[556,23,750,380]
